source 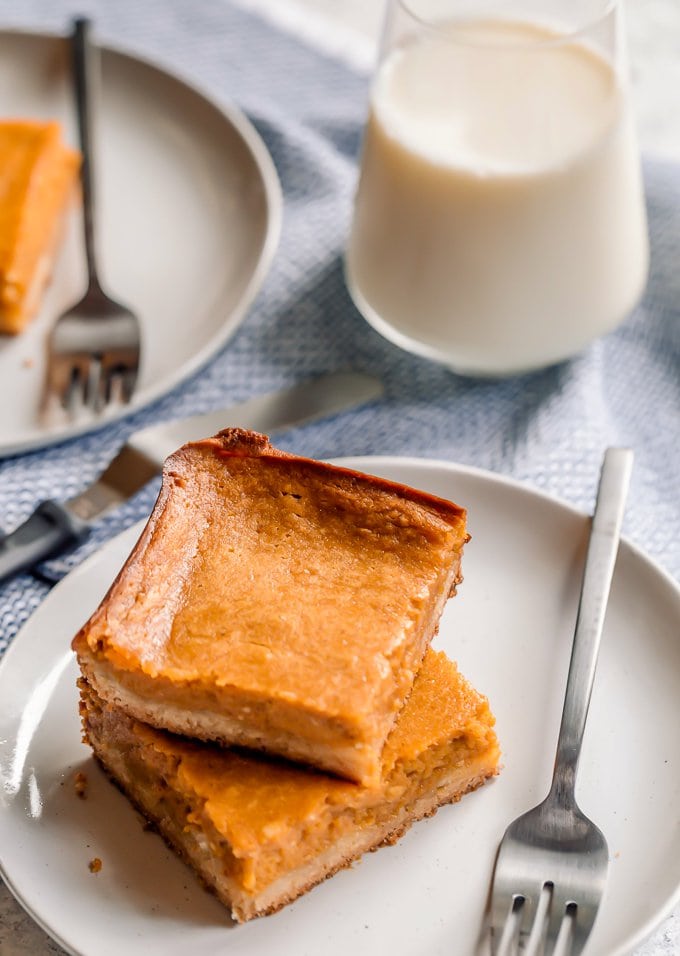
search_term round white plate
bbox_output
[0,458,678,956]
[0,30,281,457]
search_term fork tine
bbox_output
[543,893,573,956]
[517,882,555,953]
[96,362,110,411]
[119,366,138,404]
[84,356,103,411]
[44,365,67,414]
[493,892,547,956]
[100,363,138,407]
[103,362,131,411]
[570,902,600,955]
[489,892,516,955]
[104,368,124,406]
[490,888,546,955]
[63,364,87,414]
[515,889,541,951]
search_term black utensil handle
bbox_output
[0,501,89,583]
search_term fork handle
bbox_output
[0,502,89,583]
[550,448,633,802]
[72,17,102,290]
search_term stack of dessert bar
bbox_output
[73,429,500,922]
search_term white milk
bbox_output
[346,20,649,376]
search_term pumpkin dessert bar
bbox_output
[73,429,469,786]
[79,649,500,922]
[0,120,79,334]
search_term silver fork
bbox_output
[488,447,634,956]
[44,17,140,416]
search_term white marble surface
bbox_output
[1,1,679,954]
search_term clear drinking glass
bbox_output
[345,0,649,376]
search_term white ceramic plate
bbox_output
[0,30,281,457]
[0,458,678,956]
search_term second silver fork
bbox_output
[45,17,140,416]
[488,448,634,956]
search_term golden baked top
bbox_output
[74,430,468,726]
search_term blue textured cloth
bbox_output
[0,0,679,658]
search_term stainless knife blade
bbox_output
[0,371,382,581]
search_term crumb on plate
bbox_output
[74,770,88,799]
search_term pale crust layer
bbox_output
[79,650,500,922]
[74,431,469,785]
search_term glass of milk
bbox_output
[346,0,649,376]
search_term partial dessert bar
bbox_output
[0,120,79,334]
[73,429,469,786]
[79,649,500,922]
